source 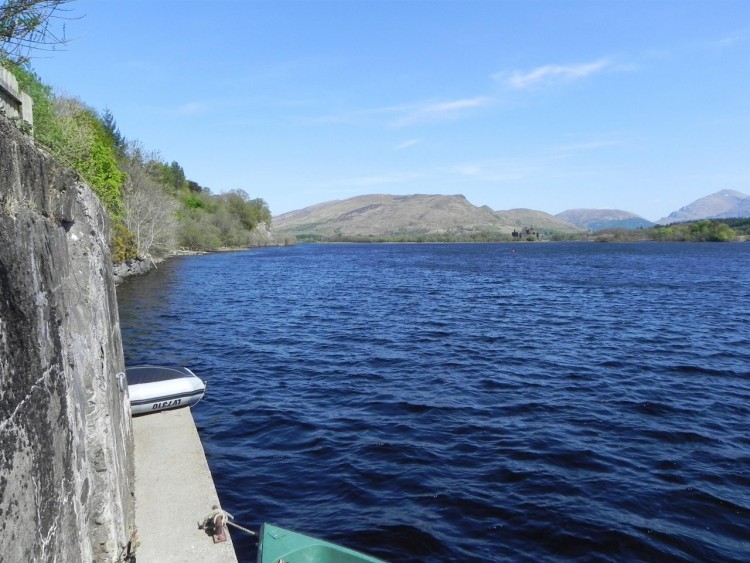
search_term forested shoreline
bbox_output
[3,61,283,263]
[574,219,750,243]
[293,218,750,244]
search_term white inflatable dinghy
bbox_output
[127,365,206,415]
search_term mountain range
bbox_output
[272,189,750,239]
[656,189,750,224]
[555,209,655,231]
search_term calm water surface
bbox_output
[116,243,750,562]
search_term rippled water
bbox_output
[116,243,750,562]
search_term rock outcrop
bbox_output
[0,116,134,560]
[113,258,154,285]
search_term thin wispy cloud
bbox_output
[391,97,493,127]
[447,164,482,177]
[340,171,423,187]
[305,104,406,126]
[173,101,209,115]
[309,97,493,128]
[501,59,611,89]
[707,29,748,50]
[394,139,421,150]
[550,138,623,158]
[644,29,749,62]
[438,134,625,186]
[441,159,537,184]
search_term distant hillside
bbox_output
[556,209,655,231]
[657,189,750,224]
[494,208,585,231]
[272,194,583,241]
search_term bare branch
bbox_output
[121,157,179,258]
[0,0,77,64]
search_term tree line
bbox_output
[294,218,749,244]
[4,62,276,261]
[568,220,747,243]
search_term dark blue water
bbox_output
[116,243,750,562]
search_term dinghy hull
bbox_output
[126,366,206,415]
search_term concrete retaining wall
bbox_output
[0,66,33,131]
[0,114,134,561]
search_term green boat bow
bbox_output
[258,523,386,563]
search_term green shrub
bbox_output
[112,221,137,262]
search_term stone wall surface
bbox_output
[0,115,134,561]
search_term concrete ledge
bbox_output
[0,66,33,130]
[133,408,238,562]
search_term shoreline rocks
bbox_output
[113,258,155,284]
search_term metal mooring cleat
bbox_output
[199,505,229,543]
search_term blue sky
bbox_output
[30,0,750,220]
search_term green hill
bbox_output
[272,194,583,242]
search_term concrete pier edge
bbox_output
[133,407,238,562]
